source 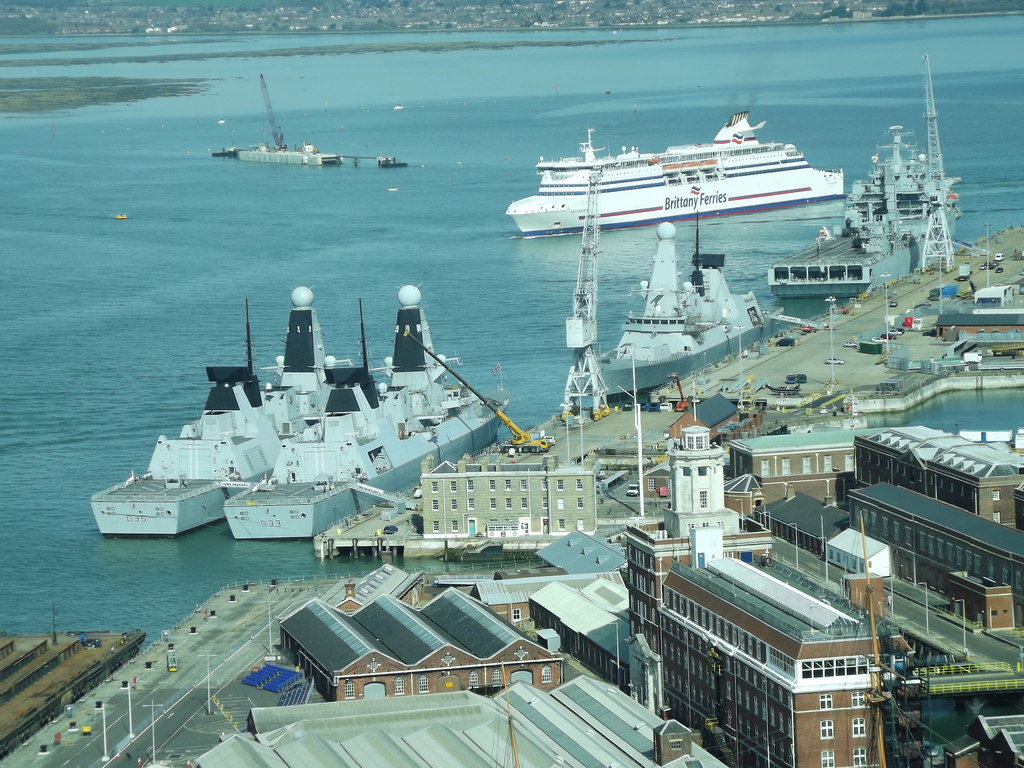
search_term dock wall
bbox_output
[850,372,1024,413]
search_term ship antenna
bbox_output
[693,209,703,269]
[358,298,369,371]
[244,298,254,377]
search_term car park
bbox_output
[825,357,845,365]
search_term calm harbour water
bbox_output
[1,17,1023,643]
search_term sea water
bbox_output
[1,17,1023,639]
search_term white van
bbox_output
[626,483,640,497]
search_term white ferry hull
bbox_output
[509,169,844,237]
[225,415,500,539]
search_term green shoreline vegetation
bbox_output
[0,5,1020,114]
[0,37,643,113]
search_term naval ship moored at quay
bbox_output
[768,59,961,299]
[223,285,503,540]
[599,221,770,395]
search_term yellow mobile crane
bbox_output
[402,331,552,453]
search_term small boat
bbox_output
[393,104,405,111]
[387,187,400,192]
[114,214,128,220]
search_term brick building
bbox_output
[854,428,1024,526]
[650,556,906,768]
[624,426,773,654]
[420,454,597,539]
[848,483,1024,627]
[279,589,561,701]
[729,429,879,506]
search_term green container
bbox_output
[859,341,883,354]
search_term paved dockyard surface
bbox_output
[315,229,1024,558]
[2,579,337,768]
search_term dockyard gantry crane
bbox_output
[563,174,611,420]
[259,74,286,151]
[921,54,956,274]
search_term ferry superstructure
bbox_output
[767,125,960,299]
[505,111,844,237]
[91,288,331,537]
[600,221,767,395]
[224,285,503,540]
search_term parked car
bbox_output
[923,328,938,337]
[994,252,1004,261]
[825,357,846,365]
[842,340,858,348]
[995,267,1005,273]
[776,336,796,347]
[383,525,399,535]
[888,300,899,307]
[626,483,641,497]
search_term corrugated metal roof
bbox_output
[828,528,888,560]
[530,582,629,655]
[473,572,624,606]
[214,679,729,768]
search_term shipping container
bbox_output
[859,341,884,354]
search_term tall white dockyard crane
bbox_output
[563,175,611,420]
[921,54,956,273]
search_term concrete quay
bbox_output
[1,578,341,768]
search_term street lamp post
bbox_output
[734,325,746,412]
[121,680,135,740]
[199,652,217,715]
[143,701,162,767]
[95,701,109,761]
[917,582,930,636]
[954,598,968,658]
[880,273,891,353]
[985,222,991,290]
[617,353,645,519]
[826,296,838,393]
[578,415,585,467]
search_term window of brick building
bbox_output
[395,677,405,695]
[344,680,355,699]
[821,751,835,768]
[418,675,429,694]
[853,749,867,768]
[820,720,834,739]
[819,693,833,710]
[853,718,866,737]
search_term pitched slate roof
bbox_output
[536,531,626,573]
[849,483,1024,558]
[763,492,848,536]
[281,590,536,672]
[691,393,737,429]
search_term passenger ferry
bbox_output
[505,111,844,237]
